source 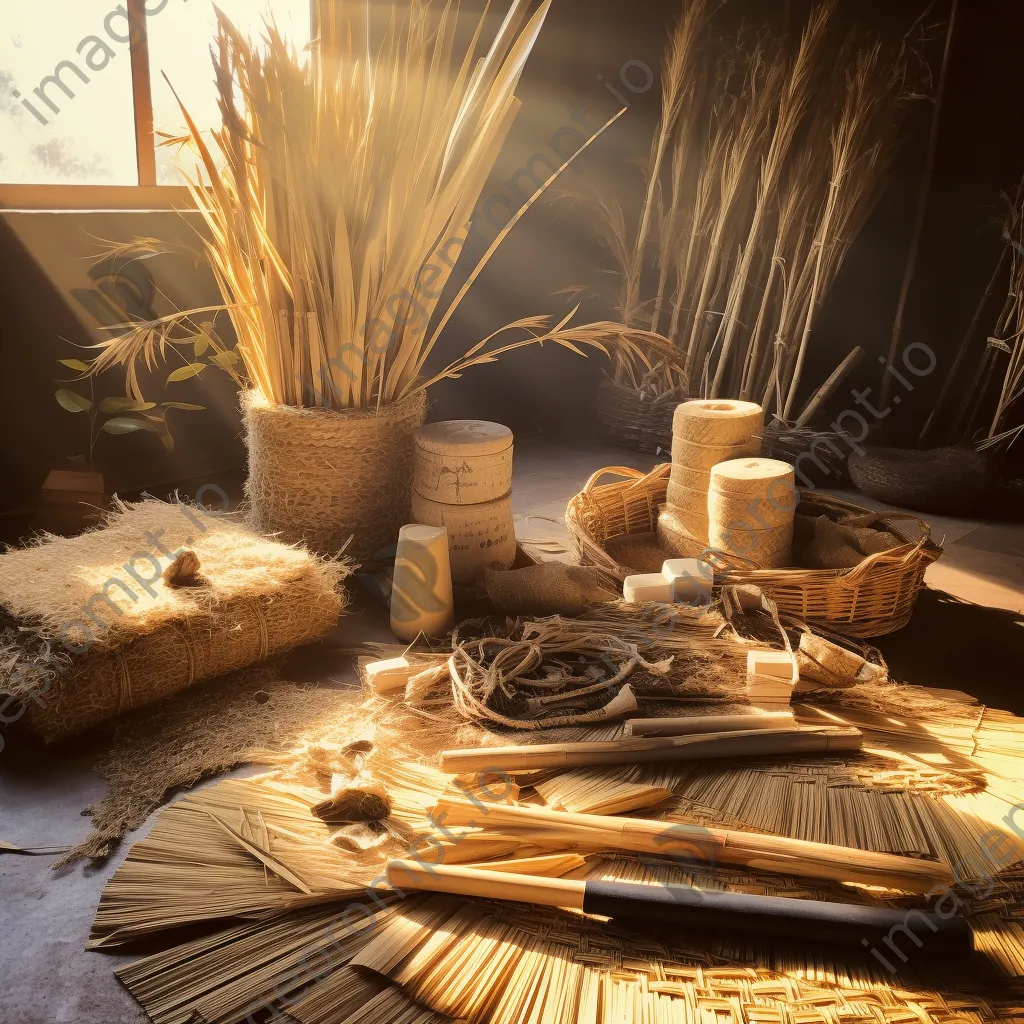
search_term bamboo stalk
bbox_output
[440,726,862,773]
[625,712,796,737]
[431,799,953,893]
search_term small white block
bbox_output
[661,558,713,605]
[623,573,674,603]
[365,656,416,695]
[746,650,796,681]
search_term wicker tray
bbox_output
[565,463,942,637]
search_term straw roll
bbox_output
[666,479,711,515]
[657,506,708,559]
[710,458,796,500]
[673,400,764,445]
[671,436,761,472]
[709,520,794,569]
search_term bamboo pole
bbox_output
[431,799,953,894]
[440,726,862,773]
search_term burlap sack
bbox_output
[482,563,617,617]
[0,500,348,744]
[794,515,901,570]
[243,389,427,562]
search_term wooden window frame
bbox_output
[0,1,314,212]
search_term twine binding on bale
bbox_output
[243,389,427,561]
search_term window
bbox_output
[0,0,311,205]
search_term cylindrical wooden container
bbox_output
[390,524,455,641]
[413,420,513,506]
[666,480,711,516]
[411,491,516,583]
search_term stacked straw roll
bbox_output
[658,400,763,559]
[708,457,797,569]
[411,420,516,584]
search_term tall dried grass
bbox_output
[89,1,637,412]
[596,0,928,423]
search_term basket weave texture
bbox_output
[243,390,427,561]
[595,379,684,454]
[566,463,941,637]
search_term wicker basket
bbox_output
[565,463,942,637]
[595,379,683,454]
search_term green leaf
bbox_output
[55,389,92,413]
[159,430,175,452]
[211,349,240,368]
[58,358,90,372]
[68,454,88,465]
[161,402,206,411]
[102,416,156,435]
[194,335,210,357]
[167,363,206,383]
[99,397,156,414]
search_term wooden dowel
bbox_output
[625,712,796,737]
[431,799,952,894]
[440,726,862,773]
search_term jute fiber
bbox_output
[481,563,618,617]
[243,388,427,561]
[0,500,348,744]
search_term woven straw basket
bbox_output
[243,389,427,562]
[565,463,941,637]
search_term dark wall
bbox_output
[427,0,1024,451]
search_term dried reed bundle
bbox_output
[595,1,927,422]
[87,2,660,413]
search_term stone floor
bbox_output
[1,439,1022,1024]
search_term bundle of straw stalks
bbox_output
[925,180,1024,451]
[87,0,666,412]
[593,0,929,424]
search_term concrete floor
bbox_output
[1,439,1022,1024]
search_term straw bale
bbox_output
[0,499,348,743]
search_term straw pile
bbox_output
[88,671,1024,1024]
[595,0,928,424]
[0,500,347,743]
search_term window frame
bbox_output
[0,0,313,211]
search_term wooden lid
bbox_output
[416,420,513,457]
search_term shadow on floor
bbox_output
[874,589,1024,714]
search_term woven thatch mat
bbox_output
[0,499,349,743]
[88,673,1024,1023]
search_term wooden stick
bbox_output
[386,860,971,956]
[794,346,864,428]
[440,726,862,773]
[430,800,952,894]
[625,712,796,737]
